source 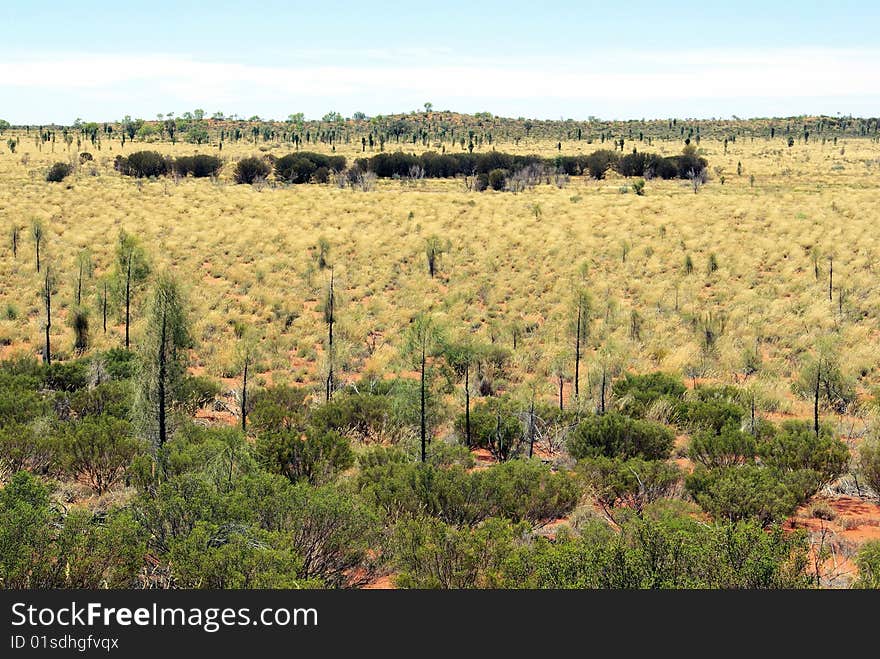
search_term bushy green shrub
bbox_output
[568,412,674,461]
[57,415,146,494]
[579,456,681,514]
[455,396,523,460]
[758,420,848,485]
[249,385,310,433]
[45,161,72,182]
[689,424,757,468]
[233,156,271,184]
[174,154,222,178]
[116,150,169,178]
[488,168,507,191]
[685,465,799,526]
[612,372,686,418]
[256,427,354,485]
[854,540,880,588]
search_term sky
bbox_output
[1,1,879,124]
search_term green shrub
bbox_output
[174,154,222,178]
[689,424,757,468]
[857,433,880,498]
[488,168,507,191]
[256,427,354,485]
[579,456,681,514]
[456,396,523,460]
[685,465,798,526]
[854,540,880,588]
[58,415,146,494]
[392,516,526,589]
[677,399,745,433]
[68,380,132,419]
[43,361,89,392]
[612,372,686,418]
[0,423,55,478]
[233,156,271,184]
[45,161,72,182]
[249,385,310,433]
[568,412,674,461]
[116,150,169,177]
[758,420,849,485]
[178,375,221,415]
[100,348,139,380]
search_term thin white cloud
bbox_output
[1,48,878,120]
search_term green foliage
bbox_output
[357,459,577,527]
[793,352,856,413]
[579,456,681,515]
[256,427,354,485]
[392,516,526,588]
[502,514,810,589]
[233,156,271,184]
[689,424,757,468]
[612,372,686,418]
[0,424,54,479]
[116,150,169,178]
[685,465,799,526]
[177,375,221,415]
[488,168,507,190]
[854,540,880,588]
[57,415,146,494]
[174,154,222,178]
[46,161,72,182]
[68,380,132,419]
[758,420,848,485]
[134,273,192,451]
[568,412,674,461]
[249,385,310,433]
[0,472,144,588]
[456,396,523,460]
[677,399,745,434]
[857,433,880,498]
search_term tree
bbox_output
[41,266,52,365]
[445,340,478,446]
[323,267,336,401]
[113,229,150,350]
[571,288,592,402]
[31,219,44,273]
[793,344,854,432]
[10,224,19,258]
[425,235,447,278]
[134,273,192,454]
[69,307,89,355]
[236,330,257,432]
[568,413,674,461]
[404,313,444,462]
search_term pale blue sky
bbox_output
[2,1,878,123]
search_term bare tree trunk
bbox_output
[828,257,833,301]
[464,364,471,447]
[574,300,581,401]
[125,253,132,349]
[241,355,249,432]
[528,398,535,458]
[558,375,564,411]
[158,308,167,449]
[814,364,821,437]
[326,267,334,402]
[43,269,51,365]
[600,363,607,414]
[102,282,107,333]
[420,342,427,463]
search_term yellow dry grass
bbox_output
[1,132,879,424]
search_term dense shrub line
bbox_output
[113,146,707,186]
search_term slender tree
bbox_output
[135,273,191,455]
[445,339,477,447]
[404,314,443,462]
[41,266,52,364]
[323,267,335,401]
[572,288,592,403]
[236,331,256,433]
[32,219,44,273]
[112,229,150,350]
[10,224,19,258]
